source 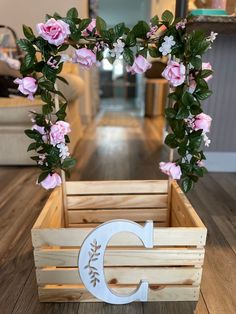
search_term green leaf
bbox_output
[96,50,104,62]
[42,104,53,115]
[24,129,42,141]
[125,32,136,46]
[181,177,194,193]
[190,105,202,115]
[96,16,107,33]
[66,7,78,19]
[53,12,62,19]
[70,27,81,41]
[170,120,185,139]
[201,69,213,79]
[57,76,69,85]
[165,133,178,148]
[38,171,50,183]
[22,53,35,69]
[178,145,187,157]
[56,103,67,120]
[132,21,149,38]
[114,23,125,37]
[168,92,179,101]
[195,90,213,100]
[123,48,134,65]
[42,64,57,82]
[148,47,159,58]
[189,133,203,151]
[17,39,35,53]
[62,157,77,169]
[27,142,39,151]
[138,48,148,58]
[41,90,52,103]
[39,79,54,90]
[196,78,208,90]
[176,107,189,119]
[78,18,91,31]
[182,91,195,107]
[165,107,176,119]
[23,24,35,41]
[58,44,69,52]
[190,56,202,70]
[150,15,159,26]
[100,29,114,42]
[161,10,174,25]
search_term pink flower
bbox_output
[197,160,205,167]
[14,77,37,100]
[176,18,187,30]
[202,62,213,81]
[147,25,158,38]
[189,79,197,94]
[49,121,71,146]
[126,55,152,74]
[40,173,62,190]
[36,18,70,46]
[82,18,97,36]
[193,113,212,133]
[159,162,182,180]
[162,60,186,87]
[73,48,97,69]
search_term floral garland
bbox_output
[15,8,217,192]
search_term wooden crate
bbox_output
[31,180,207,302]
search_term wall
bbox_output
[0,1,87,38]
[151,0,176,17]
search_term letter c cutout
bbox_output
[78,219,153,304]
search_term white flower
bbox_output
[159,42,172,56]
[159,35,176,56]
[110,39,125,58]
[164,35,175,46]
[60,54,72,63]
[203,133,211,147]
[38,154,46,166]
[207,31,218,43]
[57,142,70,160]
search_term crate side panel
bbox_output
[32,227,207,248]
[67,194,168,209]
[66,180,169,195]
[38,285,200,302]
[34,247,205,267]
[67,208,168,224]
[36,267,202,285]
[171,181,206,229]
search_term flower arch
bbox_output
[16,8,216,192]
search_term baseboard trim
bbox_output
[205,152,236,172]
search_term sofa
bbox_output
[0,62,85,165]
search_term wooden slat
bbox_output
[32,187,63,229]
[36,267,202,285]
[171,181,206,228]
[67,194,168,209]
[68,221,169,228]
[31,227,207,248]
[66,180,168,195]
[38,284,200,302]
[34,247,205,267]
[67,208,168,223]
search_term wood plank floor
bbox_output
[0,110,235,314]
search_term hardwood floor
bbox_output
[0,109,235,314]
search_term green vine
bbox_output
[16,7,216,192]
